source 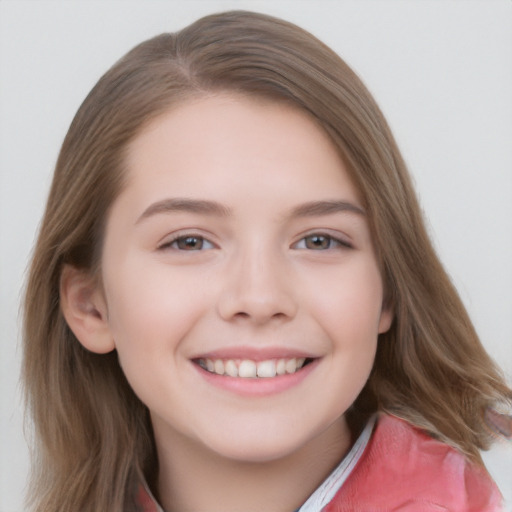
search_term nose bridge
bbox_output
[217,238,296,323]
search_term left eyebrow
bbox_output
[288,200,366,218]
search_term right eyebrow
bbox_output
[135,198,232,224]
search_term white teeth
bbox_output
[256,360,276,378]
[238,360,257,378]
[285,358,297,374]
[224,359,238,377]
[199,357,310,378]
[214,359,225,376]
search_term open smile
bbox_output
[195,357,314,378]
[191,354,320,397]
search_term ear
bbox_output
[60,264,115,354]
[377,302,394,334]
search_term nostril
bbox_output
[217,284,298,323]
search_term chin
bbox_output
[199,428,315,465]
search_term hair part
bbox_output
[22,10,511,511]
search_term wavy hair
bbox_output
[22,10,511,511]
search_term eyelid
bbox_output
[291,230,353,250]
[157,230,217,251]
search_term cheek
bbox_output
[314,265,383,407]
[306,260,385,338]
[102,256,210,357]
[101,259,211,408]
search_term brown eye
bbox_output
[293,233,352,251]
[159,235,215,251]
[176,236,203,251]
[176,236,205,250]
[304,234,331,250]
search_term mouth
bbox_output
[193,357,315,378]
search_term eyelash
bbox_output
[158,233,215,251]
[293,233,352,250]
[158,232,352,252]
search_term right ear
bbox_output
[60,264,115,354]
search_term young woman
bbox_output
[22,10,511,512]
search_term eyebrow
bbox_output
[136,198,232,224]
[136,198,365,224]
[288,200,366,218]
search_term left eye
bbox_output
[161,235,215,251]
[294,234,350,250]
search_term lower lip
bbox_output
[193,359,320,397]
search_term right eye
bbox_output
[159,235,215,251]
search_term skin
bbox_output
[62,94,392,512]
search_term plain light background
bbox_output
[1,1,511,510]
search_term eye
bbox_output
[160,235,215,251]
[293,233,351,250]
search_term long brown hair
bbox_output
[22,10,511,511]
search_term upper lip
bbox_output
[190,346,319,362]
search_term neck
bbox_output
[152,416,351,512]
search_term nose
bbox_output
[217,246,298,325]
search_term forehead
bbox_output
[116,94,364,223]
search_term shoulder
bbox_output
[325,414,503,512]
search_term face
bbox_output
[99,95,392,463]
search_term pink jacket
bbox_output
[324,414,502,511]
[137,414,502,511]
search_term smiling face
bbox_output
[96,94,392,463]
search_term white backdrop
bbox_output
[1,1,511,510]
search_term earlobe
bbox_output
[60,265,115,354]
[378,304,394,334]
